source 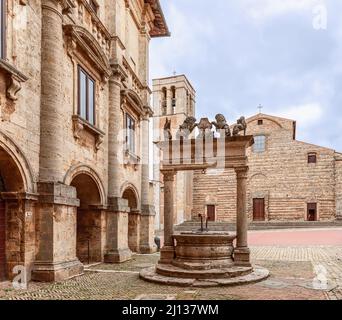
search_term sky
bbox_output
[150,0,342,151]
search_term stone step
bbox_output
[156,263,252,279]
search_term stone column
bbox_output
[108,73,123,198]
[33,0,83,282]
[234,166,251,266]
[104,198,132,263]
[159,170,176,264]
[140,112,157,253]
[40,0,65,182]
[104,71,132,263]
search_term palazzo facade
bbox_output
[0,0,169,282]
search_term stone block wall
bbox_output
[192,114,338,222]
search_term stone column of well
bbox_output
[33,0,83,282]
[104,72,132,263]
[234,166,251,267]
[139,112,157,253]
[159,170,176,264]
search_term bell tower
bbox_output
[152,75,196,231]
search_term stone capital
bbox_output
[42,0,75,15]
[235,166,249,179]
[141,205,156,216]
[107,196,130,213]
[161,170,176,182]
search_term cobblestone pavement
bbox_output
[0,246,341,300]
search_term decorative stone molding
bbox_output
[72,115,105,152]
[123,150,141,171]
[0,60,28,101]
[121,89,145,116]
[63,24,111,81]
[74,0,111,52]
[19,0,28,5]
[61,0,76,14]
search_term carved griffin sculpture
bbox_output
[211,114,231,137]
[232,116,247,136]
[176,116,197,139]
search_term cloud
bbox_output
[151,0,342,151]
[240,0,321,22]
[277,103,323,126]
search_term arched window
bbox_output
[171,86,176,114]
[161,87,167,115]
[253,135,266,153]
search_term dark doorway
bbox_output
[0,200,5,281]
[253,198,265,221]
[307,203,317,221]
[207,205,216,222]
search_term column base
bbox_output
[139,244,158,254]
[32,259,84,282]
[234,247,251,267]
[104,249,132,263]
[159,246,175,264]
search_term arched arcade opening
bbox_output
[70,173,105,264]
[122,187,140,253]
[0,145,27,281]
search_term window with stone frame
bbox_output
[78,66,96,125]
[126,114,136,154]
[308,153,317,164]
[253,135,266,153]
[0,0,5,59]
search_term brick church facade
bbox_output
[0,0,169,282]
[193,113,342,223]
[152,75,342,226]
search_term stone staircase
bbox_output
[174,220,342,232]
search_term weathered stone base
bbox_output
[234,247,252,267]
[32,260,84,282]
[139,245,158,254]
[140,265,269,287]
[104,249,132,263]
[159,246,175,264]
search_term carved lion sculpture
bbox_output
[176,116,197,139]
[232,116,247,136]
[212,114,231,137]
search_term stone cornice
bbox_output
[144,0,170,38]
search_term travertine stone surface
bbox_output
[0,0,169,281]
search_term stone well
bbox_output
[140,122,269,287]
[140,231,269,287]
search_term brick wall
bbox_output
[192,114,338,222]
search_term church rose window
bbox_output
[253,135,266,153]
[78,66,96,125]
